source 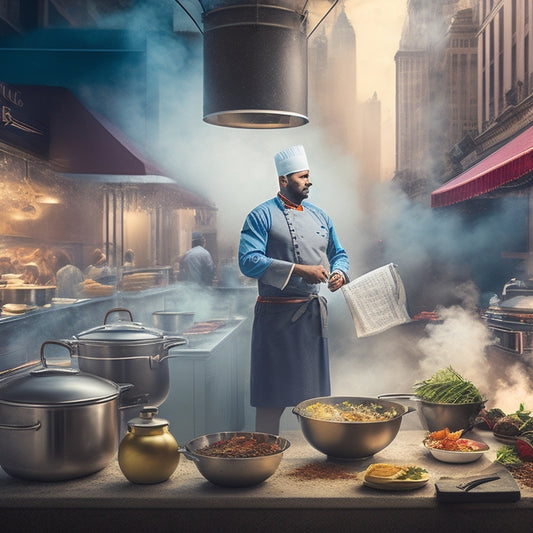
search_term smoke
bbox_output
[84,2,532,417]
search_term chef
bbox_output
[239,144,350,434]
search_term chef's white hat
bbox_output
[274,145,309,176]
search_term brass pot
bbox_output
[118,406,180,484]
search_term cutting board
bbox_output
[435,463,521,503]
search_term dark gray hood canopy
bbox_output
[175,0,338,129]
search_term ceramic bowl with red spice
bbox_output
[181,431,290,487]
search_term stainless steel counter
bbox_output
[0,428,531,533]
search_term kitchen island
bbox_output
[0,428,531,533]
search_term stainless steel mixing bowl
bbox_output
[292,396,414,460]
[182,431,290,487]
[378,394,484,433]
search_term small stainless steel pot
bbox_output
[63,308,187,407]
[152,311,195,334]
[0,341,127,481]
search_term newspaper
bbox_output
[341,263,412,338]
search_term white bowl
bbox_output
[424,438,489,463]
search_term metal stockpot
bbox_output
[64,308,187,407]
[0,341,126,481]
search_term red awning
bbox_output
[431,125,533,207]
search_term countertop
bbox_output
[0,428,532,533]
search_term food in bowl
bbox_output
[414,366,483,404]
[183,432,290,487]
[413,367,485,432]
[293,396,414,460]
[299,400,400,422]
[423,427,489,463]
[195,435,282,458]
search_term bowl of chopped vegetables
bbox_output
[414,367,485,433]
[182,431,290,487]
[292,396,415,460]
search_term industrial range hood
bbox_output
[174,0,338,129]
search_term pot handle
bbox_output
[39,340,77,370]
[104,307,133,325]
[151,338,189,366]
[178,447,199,463]
[0,421,41,431]
[104,308,134,324]
[378,393,418,400]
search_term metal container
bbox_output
[378,394,484,433]
[292,396,414,460]
[118,406,180,484]
[152,311,195,334]
[182,431,290,487]
[0,341,124,481]
[0,285,56,306]
[64,308,187,407]
[203,4,308,128]
[417,399,483,433]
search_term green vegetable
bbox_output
[398,466,427,480]
[413,366,483,404]
[496,445,522,466]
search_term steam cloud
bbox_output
[87,2,532,420]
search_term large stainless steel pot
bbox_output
[0,341,126,481]
[64,308,187,407]
[0,285,56,306]
[378,394,484,433]
[292,396,414,460]
[181,431,290,487]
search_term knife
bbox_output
[456,474,501,492]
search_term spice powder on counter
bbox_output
[508,463,533,488]
[287,462,359,480]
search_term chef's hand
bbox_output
[328,271,345,292]
[293,264,330,284]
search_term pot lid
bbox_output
[76,321,166,342]
[496,295,533,311]
[0,367,120,406]
[127,406,169,429]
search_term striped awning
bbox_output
[431,125,533,207]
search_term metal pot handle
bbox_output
[104,308,133,324]
[377,393,418,400]
[0,421,41,431]
[178,447,199,463]
[39,340,77,371]
[150,338,189,366]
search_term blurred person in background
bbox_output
[123,249,135,268]
[239,145,350,435]
[54,249,84,299]
[85,248,114,282]
[178,232,215,286]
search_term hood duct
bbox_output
[174,0,338,129]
